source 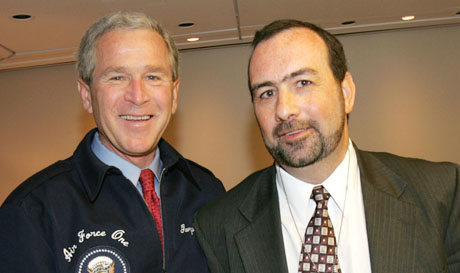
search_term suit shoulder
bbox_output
[3,158,73,206]
[359,150,459,181]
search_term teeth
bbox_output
[286,129,305,136]
[120,115,151,121]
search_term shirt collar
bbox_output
[322,139,357,212]
[91,131,162,185]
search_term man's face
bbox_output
[249,27,354,169]
[78,29,179,168]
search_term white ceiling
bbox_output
[1,0,459,71]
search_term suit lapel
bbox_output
[357,149,420,273]
[234,166,289,273]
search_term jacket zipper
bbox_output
[159,167,167,273]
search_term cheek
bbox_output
[307,95,336,119]
[153,88,174,108]
[255,108,274,133]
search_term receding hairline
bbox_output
[91,28,175,79]
[248,27,328,89]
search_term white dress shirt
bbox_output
[276,140,372,273]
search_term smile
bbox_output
[120,115,152,121]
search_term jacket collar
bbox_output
[74,129,200,203]
[354,143,407,199]
[73,129,117,203]
[236,165,289,273]
[158,138,202,191]
[238,165,278,221]
[354,145,420,273]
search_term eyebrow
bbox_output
[251,67,318,92]
[101,65,170,77]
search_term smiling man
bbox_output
[195,20,460,273]
[0,11,224,273]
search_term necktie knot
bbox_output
[139,169,155,192]
[311,185,331,206]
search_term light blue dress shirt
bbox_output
[90,131,162,197]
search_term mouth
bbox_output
[278,127,308,138]
[282,128,307,137]
[120,115,153,121]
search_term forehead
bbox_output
[94,28,169,67]
[249,27,330,83]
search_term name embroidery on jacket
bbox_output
[180,224,195,235]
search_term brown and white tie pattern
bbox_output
[298,186,341,273]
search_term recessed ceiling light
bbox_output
[187,37,200,42]
[178,22,195,28]
[402,15,415,21]
[341,21,356,25]
[12,14,32,21]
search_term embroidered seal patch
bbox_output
[75,246,130,273]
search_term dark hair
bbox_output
[248,19,347,96]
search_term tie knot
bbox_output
[310,185,331,205]
[139,169,155,192]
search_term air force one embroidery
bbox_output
[75,246,130,273]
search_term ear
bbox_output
[171,78,180,114]
[77,78,93,114]
[341,72,356,115]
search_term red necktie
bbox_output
[139,169,163,250]
[299,186,341,273]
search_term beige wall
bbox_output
[1,24,459,203]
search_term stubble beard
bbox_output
[263,117,345,168]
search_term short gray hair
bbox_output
[77,11,179,85]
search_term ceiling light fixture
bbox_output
[12,14,32,21]
[402,15,415,21]
[178,22,195,28]
[187,37,200,42]
[341,21,356,25]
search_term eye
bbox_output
[147,75,159,81]
[110,75,124,81]
[260,89,275,99]
[296,80,312,87]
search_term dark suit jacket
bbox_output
[195,148,460,273]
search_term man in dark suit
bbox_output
[195,19,460,273]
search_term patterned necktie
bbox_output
[298,185,341,273]
[139,169,163,250]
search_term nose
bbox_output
[275,87,299,121]
[125,78,149,105]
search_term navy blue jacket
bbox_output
[0,129,225,273]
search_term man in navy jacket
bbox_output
[0,11,224,273]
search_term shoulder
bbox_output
[2,157,74,206]
[183,158,218,179]
[358,149,459,181]
[357,149,459,206]
[196,166,273,218]
[182,158,226,193]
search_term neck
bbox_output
[282,127,350,184]
[98,134,156,169]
